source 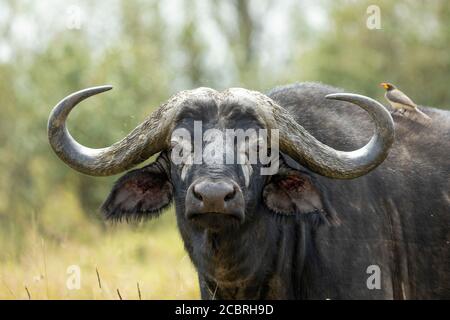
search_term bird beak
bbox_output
[380,83,388,89]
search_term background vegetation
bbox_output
[0,0,449,299]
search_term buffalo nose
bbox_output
[186,179,245,227]
[193,180,236,211]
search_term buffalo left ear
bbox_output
[263,169,324,216]
[101,161,173,221]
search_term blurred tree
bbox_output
[296,0,450,108]
[211,0,262,86]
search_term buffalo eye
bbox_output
[101,163,173,221]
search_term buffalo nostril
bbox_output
[224,188,236,202]
[193,188,203,201]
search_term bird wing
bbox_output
[386,89,417,108]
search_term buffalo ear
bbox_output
[263,169,324,216]
[101,162,173,221]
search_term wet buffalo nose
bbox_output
[193,180,236,210]
[185,179,245,227]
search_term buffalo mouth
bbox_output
[187,211,244,230]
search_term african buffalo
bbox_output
[48,82,450,299]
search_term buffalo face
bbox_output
[101,94,275,232]
[99,91,344,233]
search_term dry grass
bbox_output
[0,211,200,300]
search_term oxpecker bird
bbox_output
[380,82,431,121]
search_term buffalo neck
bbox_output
[181,209,313,299]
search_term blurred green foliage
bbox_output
[0,0,449,299]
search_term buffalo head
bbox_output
[48,86,393,230]
[47,86,394,295]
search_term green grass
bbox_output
[0,209,200,300]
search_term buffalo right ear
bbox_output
[262,167,340,226]
[101,162,173,221]
[263,169,323,215]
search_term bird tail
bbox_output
[416,108,432,121]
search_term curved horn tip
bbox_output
[97,84,113,90]
[76,85,113,96]
[60,85,114,104]
[325,93,360,101]
[86,85,113,93]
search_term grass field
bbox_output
[0,208,200,300]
